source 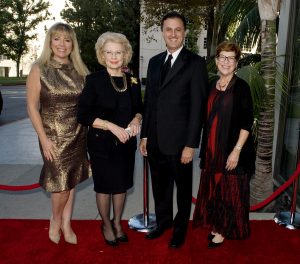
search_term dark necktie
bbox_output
[161,54,173,82]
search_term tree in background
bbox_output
[249,0,281,207]
[142,0,259,61]
[0,0,50,77]
[141,0,205,55]
[108,0,140,74]
[61,0,140,73]
[0,1,11,51]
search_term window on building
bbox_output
[203,37,207,49]
[0,55,8,61]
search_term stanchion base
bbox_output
[128,213,157,233]
[274,211,300,230]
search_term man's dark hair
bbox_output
[160,11,187,31]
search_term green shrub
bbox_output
[0,77,26,86]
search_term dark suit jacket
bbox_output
[77,70,143,158]
[141,47,208,155]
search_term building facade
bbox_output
[0,55,16,77]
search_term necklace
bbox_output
[217,77,232,91]
[109,73,127,93]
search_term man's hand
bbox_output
[139,138,148,156]
[181,146,194,164]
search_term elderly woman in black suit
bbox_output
[77,32,143,247]
[193,41,255,248]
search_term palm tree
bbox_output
[249,0,281,207]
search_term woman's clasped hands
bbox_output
[126,120,141,137]
[107,121,140,144]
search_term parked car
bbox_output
[0,89,3,115]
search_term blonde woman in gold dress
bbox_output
[26,23,89,245]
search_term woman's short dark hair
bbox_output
[216,41,241,60]
[160,11,187,31]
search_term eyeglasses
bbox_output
[103,50,124,57]
[217,55,236,63]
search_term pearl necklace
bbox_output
[110,73,127,93]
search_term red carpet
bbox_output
[0,219,299,264]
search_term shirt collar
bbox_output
[165,46,184,66]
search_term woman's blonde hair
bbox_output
[35,22,89,76]
[95,32,132,67]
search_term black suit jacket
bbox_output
[141,47,208,155]
[77,70,143,158]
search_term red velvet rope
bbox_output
[0,183,40,191]
[1,163,300,212]
[192,162,300,211]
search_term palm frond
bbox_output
[239,53,261,67]
[220,0,257,26]
[236,65,266,118]
[233,6,260,50]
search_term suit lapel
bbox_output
[154,52,167,93]
[160,48,187,90]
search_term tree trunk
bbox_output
[206,5,215,61]
[250,0,280,209]
[16,60,20,78]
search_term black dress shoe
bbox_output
[110,220,129,242]
[207,233,215,241]
[145,227,165,240]
[208,240,223,249]
[101,224,118,247]
[169,233,185,248]
[116,233,128,243]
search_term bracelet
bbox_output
[235,145,242,151]
[101,120,109,130]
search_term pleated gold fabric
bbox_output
[38,60,89,192]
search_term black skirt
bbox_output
[89,140,136,194]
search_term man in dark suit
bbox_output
[139,11,208,248]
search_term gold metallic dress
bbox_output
[38,60,89,192]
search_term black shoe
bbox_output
[110,220,129,242]
[101,224,118,247]
[169,232,185,248]
[207,233,215,241]
[208,240,223,249]
[145,227,166,240]
[116,233,128,243]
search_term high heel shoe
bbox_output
[101,224,118,247]
[207,233,215,241]
[61,227,77,244]
[111,219,129,242]
[208,240,224,248]
[208,234,225,249]
[49,217,61,244]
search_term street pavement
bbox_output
[0,118,274,221]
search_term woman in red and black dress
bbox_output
[193,41,255,248]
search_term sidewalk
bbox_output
[0,118,274,220]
